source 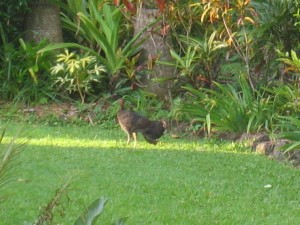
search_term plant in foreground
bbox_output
[75,197,127,225]
[0,130,26,204]
[24,178,125,225]
[33,181,71,225]
[29,190,126,225]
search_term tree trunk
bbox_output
[24,0,63,43]
[134,8,175,101]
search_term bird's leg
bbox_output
[126,132,132,145]
[133,132,137,147]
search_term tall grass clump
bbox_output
[177,75,299,136]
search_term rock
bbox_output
[255,141,274,155]
[286,150,300,167]
[255,139,289,162]
[238,133,270,149]
[271,140,289,160]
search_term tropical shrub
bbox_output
[177,74,279,136]
[168,0,300,88]
[250,0,300,84]
[159,31,228,90]
[0,0,30,44]
[276,7,300,82]
[252,0,300,52]
[0,35,55,104]
[176,73,300,137]
[51,49,106,103]
[199,0,258,88]
[165,1,204,37]
[264,83,300,117]
[39,1,156,94]
[60,0,131,74]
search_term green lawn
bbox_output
[1,122,300,225]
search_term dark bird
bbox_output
[117,98,166,146]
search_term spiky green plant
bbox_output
[38,2,157,75]
[0,130,26,204]
[277,116,300,153]
[178,74,274,136]
[158,31,228,85]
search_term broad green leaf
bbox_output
[206,113,211,137]
[29,65,39,84]
[74,197,108,225]
[0,130,5,143]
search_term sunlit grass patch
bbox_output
[0,124,246,153]
[1,122,245,153]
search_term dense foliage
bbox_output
[0,0,30,44]
[1,0,300,142]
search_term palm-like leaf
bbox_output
[39,2,159,76]
[0,130,26,203]
[74,197,108,225]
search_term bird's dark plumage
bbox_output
[117,99,166,146]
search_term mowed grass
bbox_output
[1,121,300,225]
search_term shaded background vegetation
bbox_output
[1,0,300,141]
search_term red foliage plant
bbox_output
[114,0,166,15]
